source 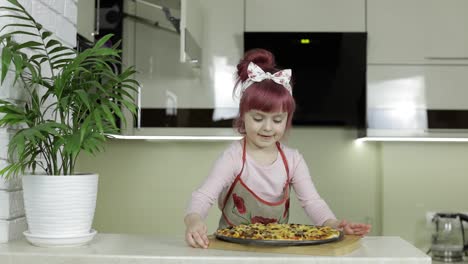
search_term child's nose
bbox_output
[263,120,273,131]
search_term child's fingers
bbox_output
[338,219,348,228]
[186,232,198,248]
[350,223,371,231]
[192,232,208,248]
[352,225,371,235]
[201,233,210,246]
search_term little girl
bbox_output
[184,49,371,248]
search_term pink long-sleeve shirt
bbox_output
[186,140,336,225]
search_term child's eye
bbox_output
[253,117,263,122]
[273,119,283,123]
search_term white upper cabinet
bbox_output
[367,65,468,133]
[245,0,365,32]
[424,0,468,59]
[368,0,468,64]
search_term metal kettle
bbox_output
[430,213,468,262]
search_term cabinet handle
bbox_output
[137,86,141,129]
[92,0,100,37]
[425,56,468,60]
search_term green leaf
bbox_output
[1,47,12,84]
[108,102,125,124]
[94,110,104,132]
[0,114,25,126]
[39,57,48,64]
[121,100,137,115]
[80,115,91,142]
[52,63,68,69]
[51,58,73,68]
[29,57,42,69]
[7,0,23,9]
[41,31,52,40]
[94,34,113,49]
[11,53,24,84]
[0,30,37,41]
[12,40,43,51]
[74,90,91,110]
[63,133,81,157]
[25,61,38,78]
[0,163,16,179]
[100,104,116,128]
[14,133,25,157]
[0,21,36,33]
[45,39,61,49]
[48,46,70,54]
[91,48,118,57]
[49,52,75,62]
[122,78,140,86]
[119,67,136,80]
[0,15,31,21]
[29,54,47,61]
[0,6,23,13]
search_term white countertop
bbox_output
[0,234,431,264]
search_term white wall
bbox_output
[0,0,77,161]
[381,142,468,250]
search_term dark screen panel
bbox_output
[244,32,367,127]
[428,110,468,129]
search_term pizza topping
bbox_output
[216,223,340,241]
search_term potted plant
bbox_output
[0,0,138,246]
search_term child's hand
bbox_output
[184,214,210,249]
[337,219,372,236]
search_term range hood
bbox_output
[358,65,468,142]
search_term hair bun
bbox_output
[236,49,276,81]
[244,48,276,68]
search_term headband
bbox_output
[241,62,292,94]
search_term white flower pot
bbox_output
[22,174,98,247]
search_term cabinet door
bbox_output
[424,0,468,59]
[245,0,365,32]
[77,0,96,42]
[367,65,468,130]
[180,0,203,64]
[121,0,244,134]
[368,0,468,64]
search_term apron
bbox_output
[218,139,291,229]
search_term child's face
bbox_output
[244,109,288,149]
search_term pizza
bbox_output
[215,223,341,241]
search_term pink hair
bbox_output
[233,49,296,134]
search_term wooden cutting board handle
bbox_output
[208,235,361,256]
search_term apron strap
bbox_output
[221,138,247,211]
[276,141,290,193]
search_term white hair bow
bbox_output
[241,62,292,94]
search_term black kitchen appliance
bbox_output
[244,32,367,127]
